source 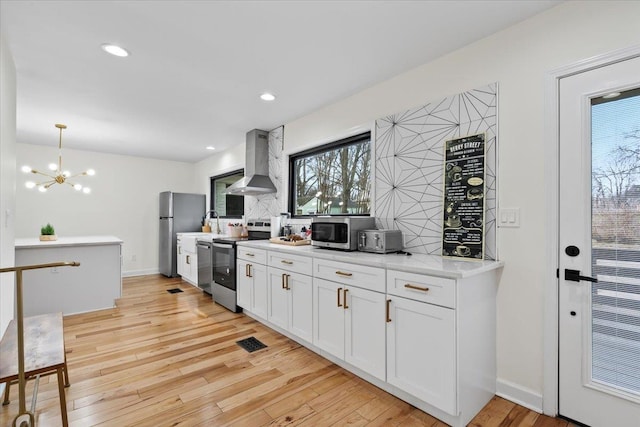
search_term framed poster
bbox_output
[442,133,486,259]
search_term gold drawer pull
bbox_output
[343,289,349,309]
[404,284,429,292]
[386,299,391,323]
[186,255,190,265]
[281,260,293,265]
[337,287,343,307]
[335,271,353,277]
[245,253,255,257]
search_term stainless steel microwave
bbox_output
[311,216,376,250]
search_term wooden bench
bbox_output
[0,312,70,426]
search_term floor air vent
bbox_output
[166,288,183,294]
[237,336,267,353]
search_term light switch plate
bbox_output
[499,207,520,228]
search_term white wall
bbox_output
[15,145,196,276]
[205,1,640,409]
[194,143,244,209]
[0,34,17,333]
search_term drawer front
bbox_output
[237,247,267,264]
[314,259,385,293]
[386,270,455,308]
[268,251,312,276]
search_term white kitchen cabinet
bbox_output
[386,294,456,415]
[267,267,313,343]
[177,235,198,285]
[344,285,387,381]
[235,241,501,427]
[386,267,498,426]
[177,240,184,277]
[237,248,268,319]
[313,273,386,381]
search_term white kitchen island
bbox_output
[15,236,123,316]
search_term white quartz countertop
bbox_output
[237,240,503,279]
[15,235,123,249]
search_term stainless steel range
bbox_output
[211,219,271,312]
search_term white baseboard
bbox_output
[496,378,543,413]
[122,268,159,277]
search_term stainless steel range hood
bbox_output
[225,129,277,196]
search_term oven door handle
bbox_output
[212,243,234,249]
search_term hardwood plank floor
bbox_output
[1,274,574,426]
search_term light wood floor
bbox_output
[1,274,574,426]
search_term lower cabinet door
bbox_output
[386,296,457,415]
[177,245,184,277]
[267,267,289,330]
[345,286,386,381]
[288,271,313,343]
[251,263,268,319]
[237,260,251,309]
[313,278,345,359]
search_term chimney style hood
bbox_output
[225,129,277,196]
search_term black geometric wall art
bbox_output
[375,84,497,259]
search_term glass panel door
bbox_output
[591,88,640,395]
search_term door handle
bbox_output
[343,289,349,310]
[337,287,342,307]
[386,299,391,323]
[564,269,597,283]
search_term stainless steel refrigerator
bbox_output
[159,191,206,277]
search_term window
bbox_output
[289,132,371,217]
[210,170,244,218]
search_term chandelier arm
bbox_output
[67,171,87,179]
[58,125,64,173]
[34,179,56,187]
[30,169,56,180]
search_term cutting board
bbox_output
[269,237,311,246]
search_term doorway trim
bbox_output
[542,44,640,416]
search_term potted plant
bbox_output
[40,223,57,241]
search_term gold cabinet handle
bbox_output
[386,299,391,323]
[186,255,190,265]
[248,264,253,278]
[285,274,290,290]
[282,273,286,289]
[246,253,255,257]
[337,287,343,307]
[335,271,353,277]
[178,247,182,254]
[404,284,429,292]
[281,260,293,265]
[246,264,250,277]
[343,288,349,310]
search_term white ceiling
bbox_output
[1,0,561,163]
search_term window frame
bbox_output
[288,132,372,218]
[210,169,244,219]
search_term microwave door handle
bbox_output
[359,233,366,247]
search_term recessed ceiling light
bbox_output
[260,92,276,101]
[602,92,621,99]
[101,43,130,57]
[206,146,215,150]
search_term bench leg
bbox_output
[57,368,68,427]
[63,352,70,387]
[2,381,10,405]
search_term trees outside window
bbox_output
[290,133,371,217]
